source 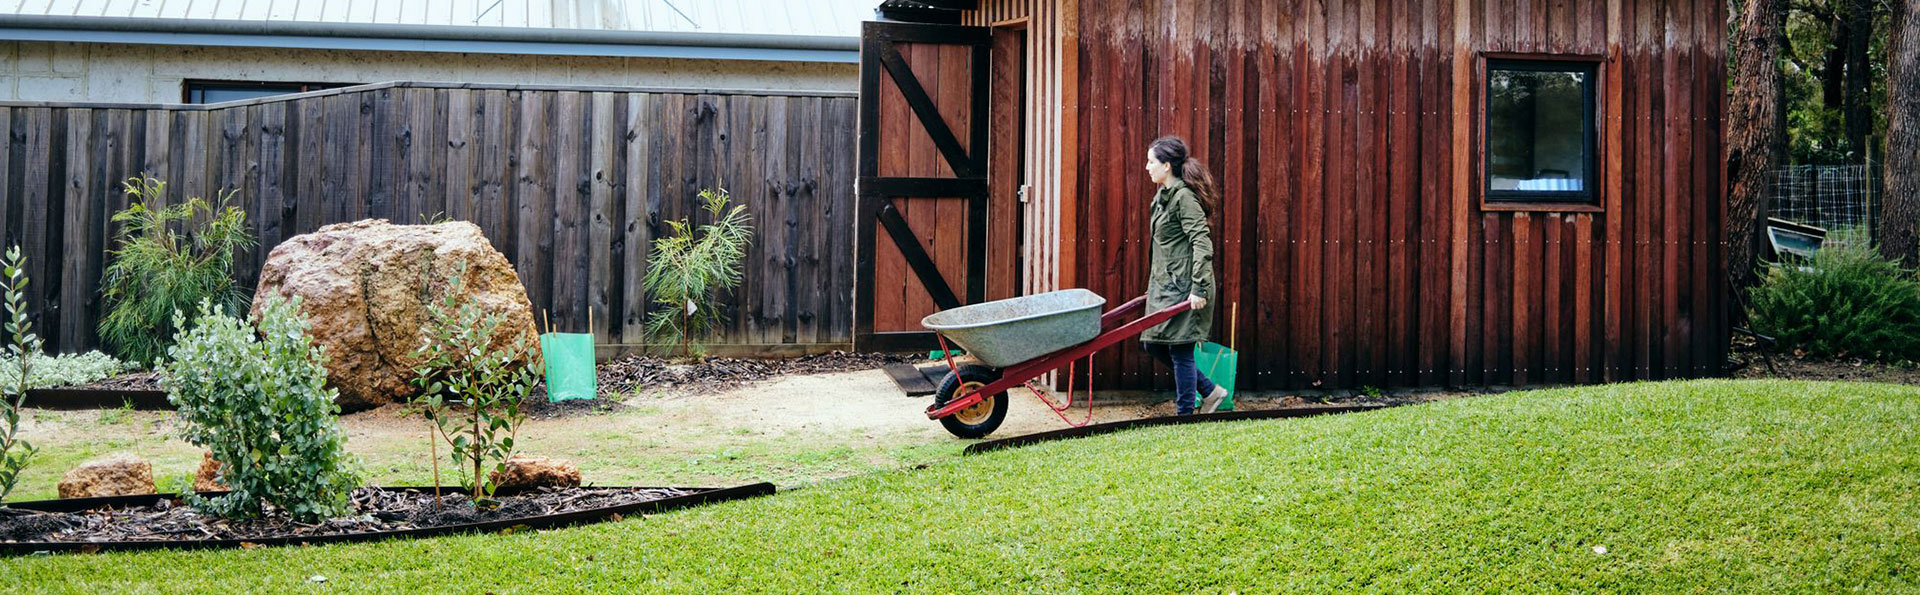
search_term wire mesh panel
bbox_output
[1772,162,1882,249]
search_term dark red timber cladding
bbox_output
[1068,0,1725,391]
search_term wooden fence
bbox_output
[0,82,858,356]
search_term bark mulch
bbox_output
[0,486,691,545]
[596,350,923,395]
[61,370,163,392]
[521,351,920,419]
[1728,337,1920,385]
[51,352,922,419]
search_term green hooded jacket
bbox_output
[1141,178,1215,344]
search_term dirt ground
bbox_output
[14,338,1916,503]
[1729,352,1920,384]
[13,365,1448,502]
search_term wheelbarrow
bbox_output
[919,289,1192,438]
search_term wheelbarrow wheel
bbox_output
[932,364,1008,439]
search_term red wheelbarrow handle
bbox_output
[1100,295,1150,331]
[926,297,1193,420]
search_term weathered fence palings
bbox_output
[0,82,858,355]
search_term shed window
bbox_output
[184,80,356,104]
[1485,59,1596,204]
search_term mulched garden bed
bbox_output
[519,390,629,419]
[69,370,164,391]
[0,482,774,555]
[521,350,921,418]
[1729,350,1920,384]
[1718,331,1920,385]
[20,387,170,410]
[589,350,922,396]
[22,370,169,410]
[24,351,922,415]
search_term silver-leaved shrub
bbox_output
[163,296,359,522]
[0,351,127,390]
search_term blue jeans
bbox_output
[1143,342,1218,415]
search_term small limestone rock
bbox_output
[57,455,155,499]
[193,451,229,493]
[251,219,540,411]
[489,455,582,490]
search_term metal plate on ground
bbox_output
[883,363,941,396]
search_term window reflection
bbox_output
[1487,62,1593,199]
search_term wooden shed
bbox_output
[854,0,1728,392]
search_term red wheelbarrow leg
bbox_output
[926,300,1192,420]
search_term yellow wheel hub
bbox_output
[952,381,995,425]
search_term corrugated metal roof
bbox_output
[3,0,880,38]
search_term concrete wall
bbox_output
[0,41,857,104]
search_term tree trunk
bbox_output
[1826,11,1850,111]
[1844,0,1876,159]
[1728,0,1789,293]
[1882,0,1920,266]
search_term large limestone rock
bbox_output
[488,455,583,490]
[58,455,155,499]
[193,451,228,493]
[252,219,540,411]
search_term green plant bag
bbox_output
[540,333,597,402]
[1195,342,1239,411]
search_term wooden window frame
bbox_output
[1477,53,1606,213]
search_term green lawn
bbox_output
[7,379,1919,593]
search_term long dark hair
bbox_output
[1149,135,1218,218]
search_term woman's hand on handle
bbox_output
[1188,294,1207,310]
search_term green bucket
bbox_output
[539,332,597,402]
[1195,341,1239,411]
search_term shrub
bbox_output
[0,247,41,504]
[642,188,753,357]
[0,351,127,390]
[1749,243,1920,360]
[99,175,255,366]
[163,296,359,522]
[409,262,539,503]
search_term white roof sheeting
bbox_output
[3,0,877,38]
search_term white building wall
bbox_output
[0,41,857,104]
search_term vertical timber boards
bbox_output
[1062,0,1726,391]
[856,21,994,353]
[0,83,858,354]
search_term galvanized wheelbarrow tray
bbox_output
[919,289,1192,438]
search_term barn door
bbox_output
[855,21,990,352]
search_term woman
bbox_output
[1141,136,1228,415]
